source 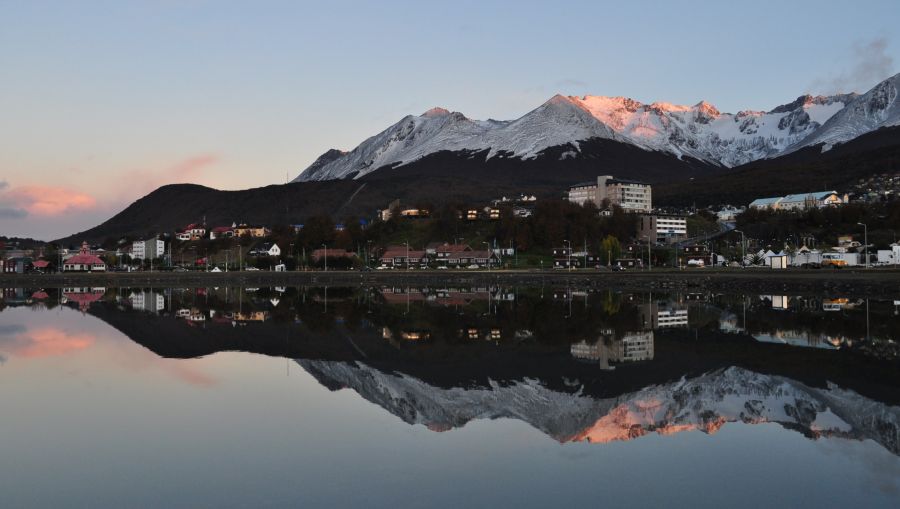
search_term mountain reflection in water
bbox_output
[2,285,899,455]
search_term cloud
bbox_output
[555,78,589,89]
[0,207,28,219]
[0,326,95,358]
[118,154,220,196]
[3,186,98,216]
[811,36,895,94]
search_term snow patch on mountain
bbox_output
[298,360,900,453]
[787,72,900,153]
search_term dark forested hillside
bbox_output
[655,126,900,207]
[56,138,715,243]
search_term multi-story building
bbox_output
[567,175,652,212]
[132,238,165,260]
[638,214,688,244]
[570,330,655,369]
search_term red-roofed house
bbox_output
[62,242,107,272]
[209,226,234,240]
[380,246,426,267]
[435,243,472,266]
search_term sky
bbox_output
[1,0,899,240]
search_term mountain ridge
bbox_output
[295,72,899,182]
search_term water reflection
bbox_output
[2,284,900,506]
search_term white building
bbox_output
[130,291,165,313]
[567,175,652,212]
[638,214,688,244]
[749,191,845,211]
[132,238,165,260]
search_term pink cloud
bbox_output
[0,327,95,358]
[118,154,220,195]
[5,185,98,216]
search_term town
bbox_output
[4,172,900,274]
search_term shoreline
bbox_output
[3,268,900,296]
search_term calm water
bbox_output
[1,286,899,508]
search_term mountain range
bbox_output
[295,72,900,182]
[55,73,900,243]
[300,360,900,453]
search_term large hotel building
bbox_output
[567,175,652,213]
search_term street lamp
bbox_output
[857,222,868,269]
[321,243,328,271]
[404,241,410,270]
[563,239,571,270]
[734,230,745,268]
[482,241,491,271]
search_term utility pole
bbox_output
[735,230,745,268]
[858,222,868,269]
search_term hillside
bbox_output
[655,125,900,207]
[56,139,714,244]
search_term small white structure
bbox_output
[274,263,286,272]
[768,254,788,269]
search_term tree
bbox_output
[600,235,621,266]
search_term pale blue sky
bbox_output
[1,0,898,239]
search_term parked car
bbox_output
[467,264,480,269]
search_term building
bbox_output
[570,330,655,369]
[3,257,32,274]
[380,247,426,267]
[567,175,652,212]
[435,244,472,266]
[209,226,235,239]
[249,243,281,257]
[130,290,165,313]
[233,224,270,238]
[62,242,107,272]
[638,214,688,244]
[750,191,846,211]
[176,223,206,241]
[132,238,165,260]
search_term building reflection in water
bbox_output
[570,329,654,370]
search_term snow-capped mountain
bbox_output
[294,73,900,182]
[787,73,900,153]
[298,360,900,453]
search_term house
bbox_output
[176,223,206,241]
[553,246,577,268]
[209,226,235,239]
[62,242,107,272]
[457,250,498,267]
[399,208,429,218]
[233,224,270,238]
[567,175,652,212]
[435,244,472,266]
[249,243,280,257]
[380,247,426,267]
[31,260,51,273]
[3,257,32,273]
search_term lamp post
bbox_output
[322,243,327,271]
[857,222,868,269]
[404,241,410,270]
[563,239,571,270]
[734,230,745,268]
[482,241,491,271]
